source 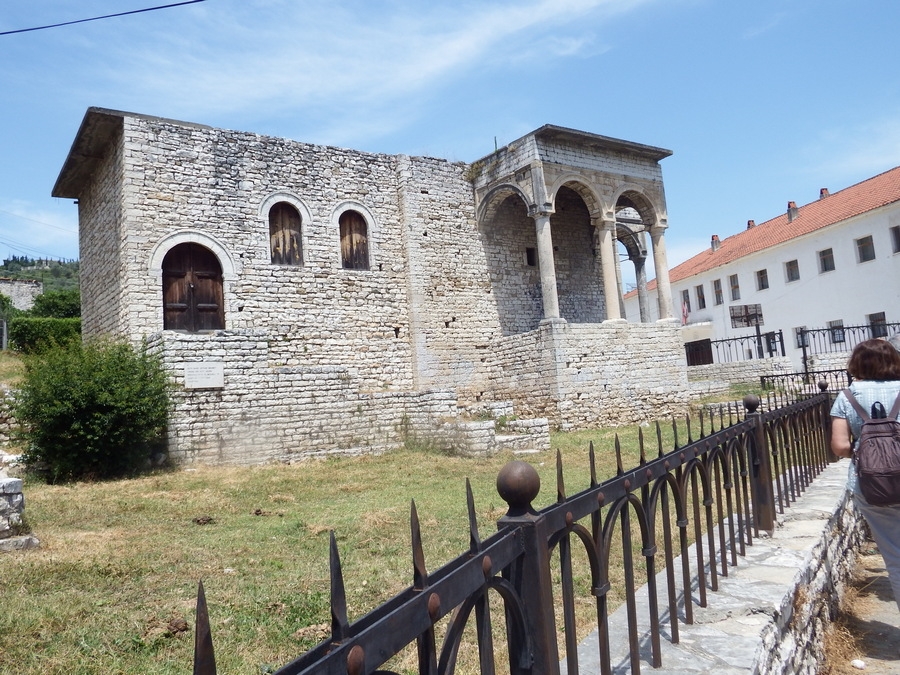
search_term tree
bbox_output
[30,289,80,318]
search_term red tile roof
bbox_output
[635,165,900,294]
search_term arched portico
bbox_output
[472,124,673,331]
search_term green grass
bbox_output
[0,422,697,675]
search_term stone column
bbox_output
[532,211,561,320]
[649,222,674,320]
[596,218,621,320]
[634,254,650,322]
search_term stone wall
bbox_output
[491,319,691,429]
[0,279,42,311]
[808,351,852,371]
[0,477,38,552]
[150,331,466,463]
[687,356,793,384]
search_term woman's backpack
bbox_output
[843,389,900,506]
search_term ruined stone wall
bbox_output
[0,279,42,311]
[395,154,501,396]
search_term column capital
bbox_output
[528,204,554,219]
[649,218,669,235]
[592,216,618,232]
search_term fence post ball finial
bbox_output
[742,394,760,414]
[497,460,540,513]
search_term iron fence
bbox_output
[191,390,834,675]
[798,322,900,370]
[761,369,852,396]
[685,329,785,366]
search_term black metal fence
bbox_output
[761,369,852,396]
[798,322,900,371]
[685,329,785,366]
[192,391,834,675]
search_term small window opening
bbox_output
[340,210,370,270]
[269,202,302,265]
[525,247,537,267]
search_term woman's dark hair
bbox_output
[847,339,900,381]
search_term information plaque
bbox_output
[184,362,225,389]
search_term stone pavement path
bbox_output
[826,548,900,674]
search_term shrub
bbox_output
[30,289,81,318]
[16,339,171,483]
[8,317,81,353]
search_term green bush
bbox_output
[30,289,81,318]
[16,340,171,483]
[8,317,81,353]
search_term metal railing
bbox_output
[191,390,834,675]
[798,322,899,372]
[685,329,785,365]
[761,369,852,395]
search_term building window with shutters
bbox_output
[269,202,303,265]
[756,269,769,291]
[695,284,706,310]
[162,243,225,332]
[340,210,370,270]
[713,279,723,305]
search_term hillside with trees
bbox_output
[0,256,79,293]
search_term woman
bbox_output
[831,338,900,612]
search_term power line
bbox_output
[0,209,77,234]
[0,0,208,36]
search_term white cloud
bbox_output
[96,0,659,132]
[801,113,900,182]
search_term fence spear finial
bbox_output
[411,500,428,590]
[330,531,350,642]
[556,449,566,502]
[466,478,481,553]
[589,441,597,487]
[193,580,216,675]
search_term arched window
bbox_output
[269,202,303,265]
[162,243,225,331]
[339,210,369,270]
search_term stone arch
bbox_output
[476,184,531,226]
[548,175,603,217]
[547,184,604,324]
[330,201,380,270]
[149,230,238,281]
[610,185,672,322]
[610,185,664,227]
[149,231,238,331]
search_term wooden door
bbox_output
[162,243,224,331]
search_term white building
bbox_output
[625,167,900,370]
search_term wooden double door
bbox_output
[162,243,225,331]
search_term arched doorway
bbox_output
[162,243,225,331]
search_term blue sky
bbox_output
[2,0,900,275]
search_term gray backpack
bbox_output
[843,389,900,506]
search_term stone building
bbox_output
[53,107,685,464]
